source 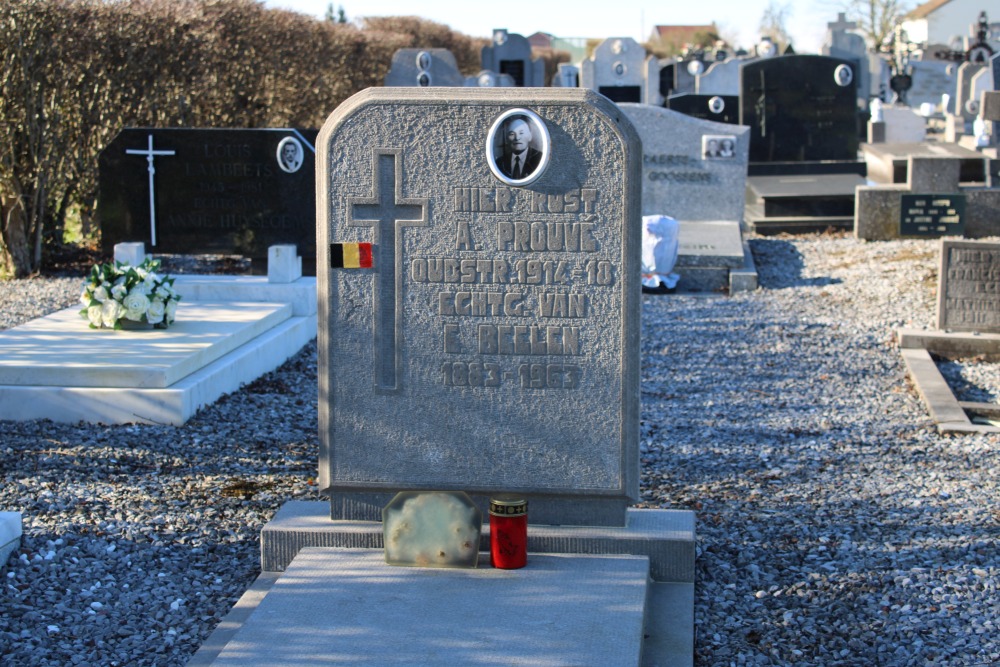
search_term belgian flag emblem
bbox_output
[330,242,373,269]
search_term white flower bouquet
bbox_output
[79,257,181,330]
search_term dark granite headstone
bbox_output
[899,193,966,237]
[667,93,740,125]
[99,128,318,272]
[740,55,859,162]
[658,62,677,100]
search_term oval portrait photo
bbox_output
[276,136,304,174]
[487,108,550,186]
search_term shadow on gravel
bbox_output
[749,238,842,290]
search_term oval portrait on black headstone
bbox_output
[487,108,550,186]
[276,136,304,174]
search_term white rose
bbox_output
[165,299,178,323]
[111,283,127,301]
[101,300,123,328]
[123,289,150,321]
[93,285,109,303]
[87,304,103,327]
[146,299,165,324]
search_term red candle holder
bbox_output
[489,496,527,569]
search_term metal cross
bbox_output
[125,134,175,247]
[348,150,429,392]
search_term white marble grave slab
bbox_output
[207,548,648,667]
[0,512,21,566]
[0,302,290,388]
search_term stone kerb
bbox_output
[316,88,641,527]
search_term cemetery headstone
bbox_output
[658,61,677,99]
[906,60,957,112]
[937,239,1000,333]
[696,59,743,96]
[99,128,318,273]
[384,49,464,87]
[317,88,641,527]
[553,63,579,88]
[823,12,870,109]
[480,29,546,87]
[582,37,659,105]
[465,70,516,87]
[955,62,986,120]
[740,55,859,162]
[667,93,740,125]
[620,104,754,293]
[620,105,748,221]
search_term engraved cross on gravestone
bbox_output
[347,150,428,392]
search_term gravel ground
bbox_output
[1,234,998,666]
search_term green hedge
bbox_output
[0,0,486,277]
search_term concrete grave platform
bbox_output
[260,500,696,584]
[0,512,21,567]
[189,547,694,667]
[676,221,757,294]
[898,328,1000,434]
[0,298,316,425]
[745,173,862,234]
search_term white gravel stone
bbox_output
[1,235,999,666]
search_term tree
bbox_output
[325,3,346,23]
[759,2,793,51]
[832,0,911,51]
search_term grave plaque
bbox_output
[899,193,966,237]
[99,128,318,270]
[667,93,740,125]
[740,55,859,162]
[937,240,1000,332]
[318,89,640,526]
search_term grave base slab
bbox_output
[0,512,21,567]
[261,500,696,583]
[0,296,316,425]
[189,547,694,667]
[898,328,1000,434]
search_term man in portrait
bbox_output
[278,139,303,173]
[497,117,542,180]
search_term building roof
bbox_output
[649,24,718,45]
[905,0,954,20]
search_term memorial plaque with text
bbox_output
[899,193,966,237]
[99,128,318,269]
[318,89,640,526]
[937,240,1000,333]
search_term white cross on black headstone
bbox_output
[348,150,428,392]
[125,134,175,247]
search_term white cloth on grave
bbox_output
[641,214,680,290]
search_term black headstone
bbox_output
[666,93,740,124]
[740,55,859,163]
[658,63,677,100]
[598,86,642,103]
[99,128,318,272]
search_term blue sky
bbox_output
[261,0,836,54]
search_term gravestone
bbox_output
[696,59,742,96]
[955,62,986,120]
[907,60,956,111]
[581,37,659,105]
[621,104,755,293]
[823,12,870,109]
[480,29,545,87]
[658,60,677,99]
[621,105,747,221]
[99,128,318,273]
[552,63,579,88]
[465,70,516,87]
[937,240,1000,333]
[317,88,640,526]
[740,55,859,163]
[384,48,464,87]
[856,155,1000,239]
[217,87,696,667]
[667,93,740,125]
